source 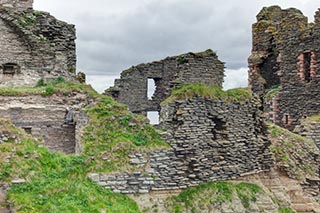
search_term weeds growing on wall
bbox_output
[0,81,169,212]
[161,83,252,105]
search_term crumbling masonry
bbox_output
[0,1,83,154]
[249,6,320,130]
[0,0,76,86]
[105,49,224,115]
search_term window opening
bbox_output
[22,127,32,134]
[303,52,311,82]
[3,63,19,77]
[285,114,289,125]
[147,111,159,125]
[147,79,156,100]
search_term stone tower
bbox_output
[0,0,33,10]
[248,6,320,129]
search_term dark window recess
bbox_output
[3,63,19,76]
[212,117,227,140]
[303,52,311,82]
[284,115,289,125]
[23,127,32,134]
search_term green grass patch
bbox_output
[165,181,263,213]
[278,207,296,213]
[0,119,141,212]
[0,77,99,98]
[264,85,279,100]
[161,84,252,105]
[305,114,320,122]
[82,96,169,173]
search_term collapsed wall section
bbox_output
[0,93,90,154]
[105,49,224,114]
[249,6,320,129]
[89,95,273,194]
[0,8,76,86]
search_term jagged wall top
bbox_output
[0,0,33,10]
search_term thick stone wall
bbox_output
[294,118,320,149]
[0,8,76,86]
[0,93,91,154]
[0,0,33,10]
[248,6,320,129]
[105,50,224,114]
[89,96,273,194]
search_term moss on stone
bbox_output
[161,84,252,105]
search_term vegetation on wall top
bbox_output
[161,83,252,105]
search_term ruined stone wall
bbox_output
[105,50,224,114]
[89,96,273,194]
[0,0,33,10]
[294,118,320,149]
[0,8,76,86]
[249,6,320,129]
[0,93,91,154]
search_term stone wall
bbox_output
[0,93,91,154]
[0,7,76,86]
[0,0,33,10]
[294,118,320,149]
[105,49,224,114]
[89,96,273,194]
[248,6,320,129]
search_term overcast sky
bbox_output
[33,0,319,93]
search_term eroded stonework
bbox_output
[249,6,320,130]
[0,5,76,86]
[0,93,92,154]
[0,0,33,10]
[89,96,273,194]
[105,49,224,114]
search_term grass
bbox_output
[264,85,280,100]
[268,123,319,179]
[165,181,263,213]
[161,84,252,105]
[82,96,169,173]
[0,77,99,98]
[305,114,320,122]
[0,118,141,213]
[278,207,296,213]
[0,79,170,212]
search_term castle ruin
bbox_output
[0,0,84,154]
[0,0,76,87]
[249,6,320,130]
[105,49,225,115]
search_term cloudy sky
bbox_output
[33,0,319,93]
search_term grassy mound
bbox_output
[0,119,141,213]
[161,84,252,105]
[82,96,169,173]
[0,81,170,212]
